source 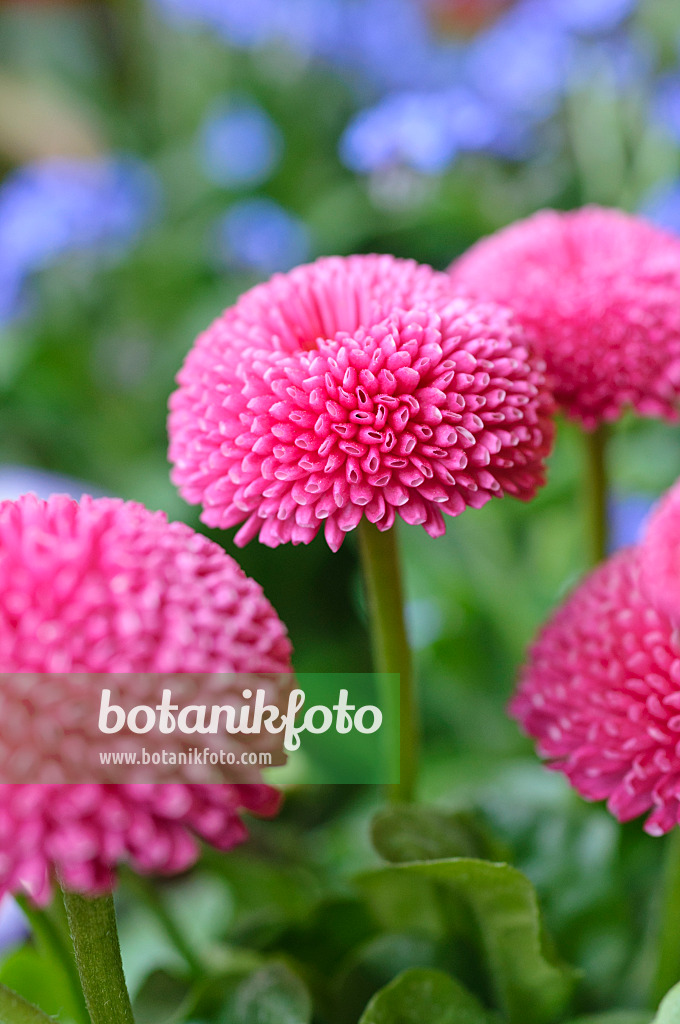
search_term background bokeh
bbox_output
[2,0,680,1019]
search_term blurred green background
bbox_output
[2,0,680,1020]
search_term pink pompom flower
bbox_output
[450,207,680,429]
[511,545,680,836]
[640,480,680,626]
[0,494,292,903]
[168,254,555,551]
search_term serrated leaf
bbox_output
[371,806,508,864]
[223,963,312,1024]
[358,858,574,1024]
[358,968,493,1024]
[654,982,680,1023]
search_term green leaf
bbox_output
[333,932,444,1024]
[358,859,574,1024]
[358,968,493,1024]
[0,984,57,1024]
[222,963,312,1024]
[654,982,680,1023]
[566,1014,652,1024]
[0,946,80,1022]
[371,806,508,864]
[133,970,192,1024]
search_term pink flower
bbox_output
[511,546,680,836]
[449,207,680,429]
[168,254,555,551]
[0,494,292,902]
[640,480,680,626]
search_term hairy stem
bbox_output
[61,888,135,1024]
[358,520,418,802]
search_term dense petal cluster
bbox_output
[169,255,555,551]
[511,547,680,835]
[640,480,680,625]
[450,207,680,428]
[0,494,292,902]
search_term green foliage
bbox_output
[358,968,494,1024]
[220,964,312,1024]
[654,983,680,1024]
[0,2,679,1024]
[0,946,80,1023]
[358,859,575,1024]
[566,1015,652,1024]
[370,805,509,864]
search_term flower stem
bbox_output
[61,888,135,1024]
[652,829,680,1006]
[0,985,56,1024]
[358,519,418,802]
[585,424,609,565]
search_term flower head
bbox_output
[168,254,555,551]
[511,546,680,836]
[450,207,680,428]
[640,479,680,626]
[0,494,292,902]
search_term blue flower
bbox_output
[608,492,655,553]
[216,197,311,275]
[0,466,103,501]
[340,87,502,173]
[150,0,343,56]
[0,899,27,954]
[654,73,680,144]
[464,3,573,121]
[0,157,159,324]
[639,180,680,235]
[199,98,283,188]
[545,0,636,35]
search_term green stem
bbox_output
[61,888,135,1024]
[652,829,680,1006]
[584,424,608,566]
[0,984,56,1024]
[358,519,418,802]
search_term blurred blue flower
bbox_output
[0,466,104,502]
[568,31,653,91]
[340,87,501,173]
[654,74,680,144]
[0,157,159,325]
[639,180,680,235]
[545,0,636,35]
[199,99,283,188]
[608,491,655,553]
[152,0,646,178]
[151,0,458,91]
[217,197,311,275]
[464,3,573,120]
[150,0,343,56]
[329,0,458,92]
[606,493,655,557]
[0,899,27,952]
